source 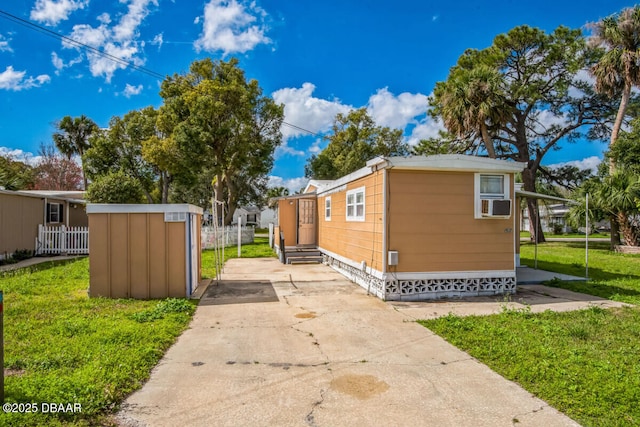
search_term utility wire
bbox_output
[0,8,325,137]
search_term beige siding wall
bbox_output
[0,193,43,255]
[387,170,514,272]
[88,212,191,298]
[68,204,88,227]
[318,170,384,272]
[277,199,297,246]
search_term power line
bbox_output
[0,8,325,138]
[0,9,165,79]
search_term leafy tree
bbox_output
[32,144,83,190]
[86,170,145,203]
[159,58,284,224]
[266,186,289,208]
[412,131,480,156]
[305,108,409,179]
[53,115,99,190]
[0,153,34,190]
[84,113,156,203]
[430,25,611,242]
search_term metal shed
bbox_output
[87,204,202,299]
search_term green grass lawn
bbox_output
[521,241,640,305]
[420,242,640,426]
[0,258,196,426]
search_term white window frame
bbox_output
[346,187,365,222]
[324,196,332,221]
[474,173,510,219]
[48,202,61,223]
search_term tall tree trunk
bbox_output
[617,211,639,247]
[480,123,497,158]
[213,173,224,226]
[608,82,631,248]
[521,167,546,243]
[609,81,632,174]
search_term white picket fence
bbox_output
[36,225,89,255]
[201,225,254,249]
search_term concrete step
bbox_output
[286,256,323,264]
[285,250,321,257]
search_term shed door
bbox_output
[187,214,199,296]
[297,199,316,245]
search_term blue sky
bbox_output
[0,0,634,191]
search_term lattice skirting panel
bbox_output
[385,276,516,301]
[322,254,386,299]
[323,254,516,301]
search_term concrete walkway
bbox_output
[116,258,592,427]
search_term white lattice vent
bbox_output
[165,212,187,222]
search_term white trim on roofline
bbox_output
[317,155,525,196]
[384,155,526,173]
[86,204,203,215]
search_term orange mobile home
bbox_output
[274,155,526,301]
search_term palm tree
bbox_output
[595,172,640,246]
[589,6,640,172]
[53,115,99,190]
[434,64,511,158]
[266,186,289,208]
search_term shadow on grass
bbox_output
[520,257,640,282]
[0,257,86,278]
[544,279,640,303]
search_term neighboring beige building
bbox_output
[274,155,526,301]
[86,204,202,299]
[0,189,87,259]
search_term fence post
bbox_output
[269,223,273,248]
[60,225,67,255]
[237,217,242,258]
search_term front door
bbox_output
[297,199,316,246]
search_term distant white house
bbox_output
[521,203,610,234]
[232,206,277,228]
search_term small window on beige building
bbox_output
[47,202,62,223]
[325,197,331,221]
[346,187,365,221]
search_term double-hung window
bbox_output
[346,187,365,221]
[47,202,62,223]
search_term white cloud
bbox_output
[122,83,143,97]
[30,0,88,26]
[0,147,40,165]
[548,156,601,172]
[150,33,164,50]
[51,51,82,74]
[268,175,308,193]
[0,66,51,91]
[366,87,429,129]
[194,0,271,55]
[0,34,13,53]
[60,0,158,82]
[272,83,351,141]
[406,117,447,146]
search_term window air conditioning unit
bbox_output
[481,199,511,217]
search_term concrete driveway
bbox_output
[117,258,583,427]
